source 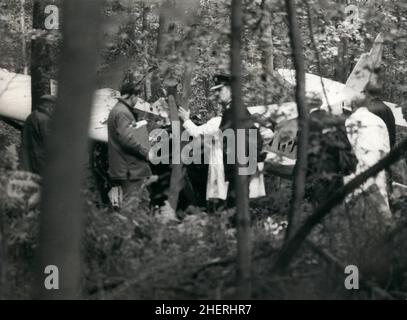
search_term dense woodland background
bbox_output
[1,0,407,299]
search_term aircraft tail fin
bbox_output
[343,33,384,107]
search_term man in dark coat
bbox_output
[367,97,396,148]
[364,67,396,148]
[305,93,357,207]
[107,82,152,208]
[20,95,57,175]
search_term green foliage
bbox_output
[0,140,40,299]
[1,0,407,300]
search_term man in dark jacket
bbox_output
[305,93,357,207]
[367,97,396,148]
[107,82,152,208]
[20,95,56,175]
[364,66,396,148]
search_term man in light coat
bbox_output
[344,92,393,225]
[178,74,266,206]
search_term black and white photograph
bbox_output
[0,0,407,302]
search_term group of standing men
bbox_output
[106,74,272,219]
[105,67,397,229]
[19,67,398,228]
[304,65,396,229]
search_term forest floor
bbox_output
[1,119,407,300]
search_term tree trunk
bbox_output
[260,0,274,105]
[34,0,101,299]
[340,37,349,83]
[168,63,195,211]
[335,0,350,83]
[284,0,308,241]
[156,1,171,57]
[167,59,195,210]
[31,0,50,111]
[181,64,193,110]
[231,0,251,299]
[161,1,197,211]
[142,2,149,56]
[167,94,183,210]
[31,0,56,111]
[21,0,28,75]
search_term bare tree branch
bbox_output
[273,137,407,272]
[306,240,395,299]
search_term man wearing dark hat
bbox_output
[178,74,231,203]
[178,73,265,207]
[107,81,153,210]
[20,94,57,175]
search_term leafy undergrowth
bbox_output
[1,124,407,299]
[3,171,406,299]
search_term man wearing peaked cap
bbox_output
[39,94,58,104]
[178,73,266,209]
[210,73,232,91]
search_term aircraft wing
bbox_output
[0,68,31,121]
[277,68,346,115]
[2,62,404,174]
[0,68,168,142]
